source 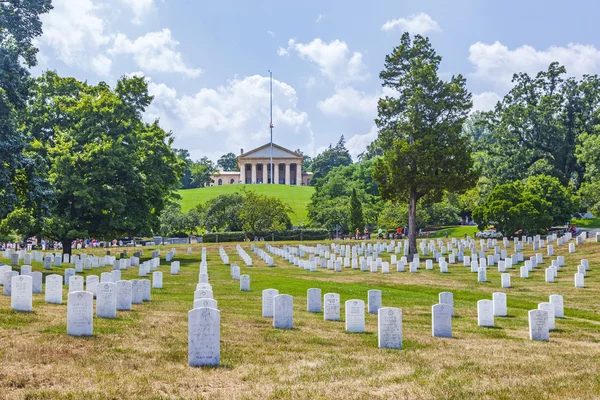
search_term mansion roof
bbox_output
[238,143,303,160]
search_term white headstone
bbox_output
[116,280,133,310]
[307,288,321,312]
[323,293,340,321]
[528,309,549,341]
[549,294,564,319]
[438,292,454,317]
[194,289,213,300]
[520,266,528,278]
[501,273,511,288]
[432,303,452,338]
[378,307,402,349]
[85,275,98,296]
[30,271,42,294]
[240,274,250,291]
[194,298,218,309]
[345,299,365,333]
[477,299,494,327]
[368,289,382,315]
[100,272,113,283]
[67,291,93,336]
[538,302,555,330]
[131,279,144,304]
[152,271,163,289]
[142,279,151,301]
[45,274,63,304]
[11,275,32,312]
[492,292,507,317]
[96,282,117,318]
[188,307,220,366]
[262,288,279,318]
[574,272,584,288]
[3,270,18,296]
[273,294,293,329]
[111,270,121,282]
[69,275,84,293]
[64,268,75,286]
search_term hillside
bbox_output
[178,184,315,225]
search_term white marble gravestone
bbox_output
[324,293,340,321]
[30,271,42,294]
[432,303,452,338]
[199,273,209,284]
[96,282,117,318]
[11,275,32,312]
[86,275,98,297]
[20,265,32,276]
[574,273,584,288]
[273,294,293,329]
[45,274,63,304]
[100,272,113,283]
[477,299,494,327]
[152,271,163,289]
[520,266,528,278]
[438,292,454,317]
[171,261,180,275]
[67,291,93,336]
[378,307,402,349]
[549,294,564,318]
[131,280,144,304]
[307,288,321,312]
[492,292,507,316]
[240,274,250,291]
[262,288,279,318]
[111,270,121,282]
[194,298,218,309]
[545,268,554,283]
[368,289,382,315]
[501,273,511,288]
[64,268,75,287]
[231,266,240,280]
[345,299,365,333]
[528,309,549,341]
[3,270,18,296]
[188,307,220,367]
[538,302,555,330]
[142,279,151,301]
[69,275,84,293]
[116,280,133,310]
[194,289,213,300]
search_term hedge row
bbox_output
[201,229,329,243]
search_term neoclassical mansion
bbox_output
[210,143,312,186]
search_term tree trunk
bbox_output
[62,239,73,256]
[408,189,418,257]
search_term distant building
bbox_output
[209,143,312,186]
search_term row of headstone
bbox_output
[189,262,220,367]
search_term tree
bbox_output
[523,175,578,226]
[175,149,193,188]
[481,63,600,186]
[190,157,217,188]
[20,73,183,254]
[0,0,52,221]
[349,188,363,231]
[310,136,352,183]
[373,33,478,256]
[295,149,313,171]
[472,182,552,236]
[217,152,239,171]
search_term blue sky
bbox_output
[32,0,600,161]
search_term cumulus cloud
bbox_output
[318,86,396,118]
[316,14,326,23]
[282,38,368,85]
[381,13,441,34]
[38,0,111,70]
[110,29,202,77]
[91,54,112,76]
[472,91,502,112]
[145,75,315,160]
[346,125,378,161]
[469,41,600,89]
[121,0,154,24]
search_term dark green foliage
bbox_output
[310,136,352,184]
[373,33,478,255]
[349,188,363,231]
[217,152,239,171]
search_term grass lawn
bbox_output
[427,225,479,238]
[178,184,314,225]
[1,239,599,399]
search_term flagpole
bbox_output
[269,70,273,184]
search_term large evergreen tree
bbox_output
[349,188,363,232]
[310,136,352,183]
[373,33,478,256]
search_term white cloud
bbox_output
[283,38,368,85]
[91,55,112,76]
[316,14,326,23]
[145,75,315,160]
[277,47,289,56]
[472,91,502,112]
[381,13,441,34]
[346,125,378,161]
[318,87,396,118]
[267,31,275,38]
[38,0,110,69]
[469,41,600,89]
[121,0,154,24]
[110,29,202,78]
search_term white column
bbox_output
[285,163,291,185]
[251,163,257,184]
[296,163,302,186]
[239,163,246,184]
[274,163,280,184]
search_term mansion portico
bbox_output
[210,143,312,186]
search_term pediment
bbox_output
[239,143,302,159]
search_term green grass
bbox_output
[427,225,479,238]
[177,184,314,225]
[1,238,600,398]
[570,217,600,229]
